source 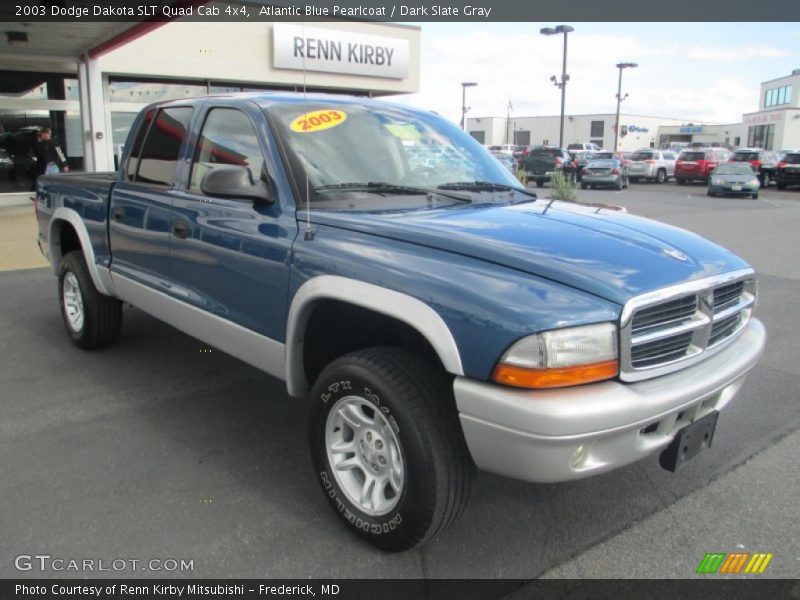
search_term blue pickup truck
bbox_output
[35,93,765,551]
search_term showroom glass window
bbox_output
[764,85,792,108]
[129,107,193,186]
[747,124,775,150]
[189,108,265,191]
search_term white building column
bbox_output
[77,55,113,172]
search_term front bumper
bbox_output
[454,318,765,483]
[709,184,758,196]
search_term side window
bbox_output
[124,108,155,180]
[134,107,193,186]
[189,108,264,192]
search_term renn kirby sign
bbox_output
[273,24,410,79]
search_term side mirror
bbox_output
[200,164,274,204]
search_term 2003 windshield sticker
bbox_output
[290,110,347,133]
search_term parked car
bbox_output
[492,152,518,174]
[488,144,525,157]
[580,158,629,190]
[572,151,615,182]
[34,93,765,551]
[775,151,800,190]
[627,149,677,183]
[522,146,576,187]
[567,142,603,153]
[707,163,760,199]
[729,148,773,180]
[756,150,784,187]
[675,148,730,184]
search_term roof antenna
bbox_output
[301,18,314,241]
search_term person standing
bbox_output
[31,127,68,190]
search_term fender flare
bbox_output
[49,208,115,296]
[285,275,464,396]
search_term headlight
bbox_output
[491,323,618,389]
[713,178,724,185]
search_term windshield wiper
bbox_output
[314,182,471,203]
[437,181,538,197]
[315,182,429,194]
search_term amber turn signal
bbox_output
[492,360,619,389]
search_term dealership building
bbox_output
[0,19,420,195]
[466,113,697,152]
[469,68,800,153]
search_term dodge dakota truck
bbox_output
[35,93,765,551]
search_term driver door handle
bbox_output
[171,220,190,239]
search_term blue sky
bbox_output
[393,22,800,125]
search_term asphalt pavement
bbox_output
[0,182,798,580]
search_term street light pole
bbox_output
[613,62,638,154]
[541,25,574,148]
[460,82,477,131]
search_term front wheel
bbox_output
[309,348,473,551]
[58,251,122,349]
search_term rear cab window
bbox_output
[126,106,194,186]
[631,151,654,161]
[731,152,760,162]
[679,151,706,161]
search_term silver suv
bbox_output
[627,149,677,183]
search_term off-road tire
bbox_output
[309,347,474,551]
[58,250,122,349]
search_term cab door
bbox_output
[168,103,297,341]
[109,106,193,288]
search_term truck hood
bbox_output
[308,199,750,305]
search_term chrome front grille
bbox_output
[620,269,756,382]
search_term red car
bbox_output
[675,147,730,184]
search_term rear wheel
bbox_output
[656,169,667,184]
[676,178,685,185]
[615,179,623,191]
[777,182,786,190]
[58,251,122,349]
[309,347,473,551]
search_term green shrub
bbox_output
[549,169,577,201]
[516,167,527,186]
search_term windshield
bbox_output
[715,164,753,176]
[267,101,520,208]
